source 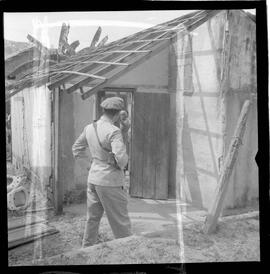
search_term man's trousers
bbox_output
[82,183,132,247]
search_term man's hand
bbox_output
[119,110,130,133]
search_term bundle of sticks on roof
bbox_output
[6,23,108,82]
[27,23,108,61]
[5,23,108,99]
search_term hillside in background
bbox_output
[4,39,31,59]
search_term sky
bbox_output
[4,10,195,51]
[4,9,256,51]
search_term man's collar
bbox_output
[100,115,113,124]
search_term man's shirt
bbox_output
[72,115,128,186]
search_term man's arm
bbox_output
[72,126,89,159]
[109,129,128,170]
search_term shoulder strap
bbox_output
[93,121,111,153]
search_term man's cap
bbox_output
[100,97,124,110]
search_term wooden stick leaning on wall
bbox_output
[203,99,252,234]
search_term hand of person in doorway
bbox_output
[119,110,130,133]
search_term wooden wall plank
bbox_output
[13,95,24,169]
[10,97,17,164]
[130,92,144,197]
[8,216,46,230]
[22,88,32,169]
[8,223,58,249]
[54,88,62,214]
[142,93,156,199]
[130,92,170,199]
[155,93,170,199]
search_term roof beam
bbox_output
[7,59,41,78]
[186,10,221,31]
[54,70,106,80]
[27,34,50,55]
[119,37,172,44]
[56,60,129,66]
[65,78,105,94]
[106,50,151,53]
[93,61,129,66]
[63,59,123,94]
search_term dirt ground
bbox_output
[8,203,260,265]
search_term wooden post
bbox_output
[27,34,49,56]
[53,88,63,214]
[203,99,251,234]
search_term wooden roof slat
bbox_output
[48,56,109,85]
[108,32,173,49]
[57,60,129,66]
[150,26,186,33]
[150,11,205,31]
[49,55,104,81]
[123,38,172,43]
[92,61,129,66]
[105,50,151,53]
[54,70,106,80]
[7,59,42,78]
[48,56,119,90]
[185,10,220,32]
[65,78,105,94]
[59,28,155,62]
[84,29,171,60]
[46,51,114,82]
[59,57,130,93]
[62,59,124,93]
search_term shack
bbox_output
[6,10,257,214]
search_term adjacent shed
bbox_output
[6,10,257,214]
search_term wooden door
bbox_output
[130,92,170,199]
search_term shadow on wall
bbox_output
[182,111,204,209]
[180,22,223,210]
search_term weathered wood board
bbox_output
[8,215,46,230]
[130,92,169,199]
[8,222,58,249]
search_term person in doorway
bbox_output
[119,109,131,174]
[72,96,132,248]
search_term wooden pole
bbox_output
[53,88,63,214]
[203,99,251,234]
[27,34,49,56]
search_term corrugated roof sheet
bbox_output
[6,10,221,101]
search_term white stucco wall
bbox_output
[110,46,169,88]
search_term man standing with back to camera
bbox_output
[72,96,132,247]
